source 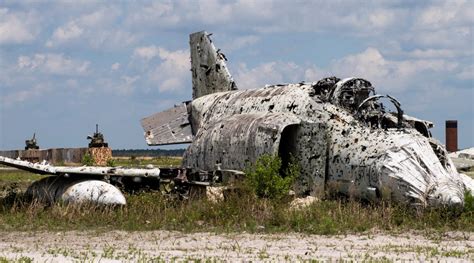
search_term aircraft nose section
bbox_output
[428,193,464,210]
[378,135,466,208]
[427,182,464,208]
[448,196,463,206]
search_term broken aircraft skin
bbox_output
[0,156,162,205]
[142,31,474,208]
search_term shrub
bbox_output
[244,154,298,200]
[81,153,94,166]
[106,159,116,167]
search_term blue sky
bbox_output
[0,0,473,150]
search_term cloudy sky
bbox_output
[0,0,473,150]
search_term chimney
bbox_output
[445,120,458,153]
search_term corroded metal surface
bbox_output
[184,113,301,171]
[0,155,162,205]
[27,176,126,205]
[0,156,161,177]
[141,102,193,145]
[190,31,236,99]
[142,31,474,208]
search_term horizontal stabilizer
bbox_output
[141,103,193,145]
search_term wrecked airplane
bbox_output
[1,31,473,208]
[141,31,474,208]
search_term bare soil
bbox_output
[0,230,472,262]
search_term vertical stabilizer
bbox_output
[190,31,237,99]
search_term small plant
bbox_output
[464,190,473,212]
[81,153,94,166]
[244,154,298,200]
[106,158,116,167]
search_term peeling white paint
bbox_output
[27,176,126,205]
[0,156,161,177]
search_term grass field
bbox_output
[109,156,182,168]
[0,169,473,235]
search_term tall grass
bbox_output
[0,162,472,234]
[0,190,472,234]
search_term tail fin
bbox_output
[190,31,237,99]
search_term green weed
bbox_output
[81,153,94,166]
[244,154,297,200]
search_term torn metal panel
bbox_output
[288,122,328,197]
[189,83,323,133]
[141,103,193,146]
[190,31,236,99]
[0,156,161,177]
[0,155,162,205]
[183,113,301,171]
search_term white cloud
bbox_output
[88,29,137,49]
[368,9,396,29]
[416,0,472,30]
[133,45,160,60]
[125,2,180,28]
[409,27,472,49]
[46,21,83,47]
[45,6,134,48]
[1,83,52,107]
[330,47,459,91]
[405,49,470,59]
[0,8,38,44]
[407,1,472,52]
[233,47,462,94]
[456,65,474,80]
[148,48,190,93]
[66,79,79,88]
[116,75,140,95]
[111,62,120,71]
[17,53,90,76]
[221,35,260,51]
[234,61,319,89]
[330,48,389,85]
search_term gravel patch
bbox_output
[0,230,472,262]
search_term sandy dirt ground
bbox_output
[0,230,473,262]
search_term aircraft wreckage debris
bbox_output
[141,31,474,208]
[0,156,161,177]
[0,156,161,205]
[1,31,473,208]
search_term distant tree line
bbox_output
[112,149,185,157]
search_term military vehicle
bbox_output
[87,124,108,148]
[25,133,39,150]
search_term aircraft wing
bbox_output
[141,102,193,146]
[0,156,161,177]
